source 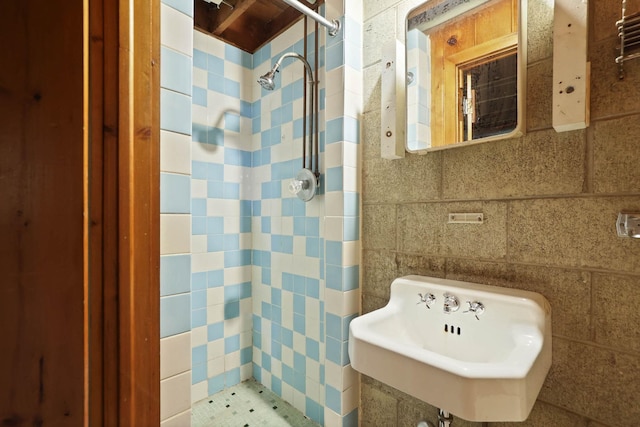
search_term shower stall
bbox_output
[159,1,363,425]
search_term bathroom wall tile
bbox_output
[161,173,191,214]
[363,153,441,203]
[539,338,640,426]
[526,58,553,131]
[160,214,191,254]
[526,0,553,64]
[397,201,507,259]
[160,371,191,421]
[161,3,193,56]
[161,89,192,135]
[160,409,192,427]
[592,114,640,193]
[508,197,640,273]
[160,332,191,380]
[360,381,397,426]
[362,204,396,250]
[593,273,640,353]
[161,130,190,174]
[161,46,192,96]
[161,0,193,18]
[442,129,585,200]
[161,294,191,338]
[160,254,191,296]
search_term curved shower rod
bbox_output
[281,0,341,36]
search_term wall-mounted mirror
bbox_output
[406,0,527,152]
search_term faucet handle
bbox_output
[417,293,436,309]
[464,301,485,320]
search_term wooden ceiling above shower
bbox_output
[194,0,324,53]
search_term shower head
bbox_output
[257,69,277,91]
[257,52,315,91]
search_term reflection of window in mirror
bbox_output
[406,0,524,151]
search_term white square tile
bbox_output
[324,407,341,427]
[326,66,345,96]
[325,142,343,168]
[325,360,342,389]
[342,364,358,391]
[241,363,252,380]
[342,241,360,266]
[160,371,191,420]
[326,0,345,18]
[208,356,225,378]
[192,326,207,347]
[191,179,207,198]
[161,4,193,56]
[160,214,191,254]
[325,216,344,241]
[161,409,191,427]
[191,381,207,404]
[160,332,191,380]
[325,92,345,121]
[225,350,241,369]
[343,165,358,192]
[207,287,224,306]
[161,130,191,175]
[191,235,206,254]
[344,289,360,316]
[344,141,359,169]
[325,192,344,217]
[208,339,224,360]
[191,252,224,272]
[207,304,225,324]
[293,389,306,413]
[342,385,359,415]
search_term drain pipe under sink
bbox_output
[416,408,452,427]
[438,409,453,427]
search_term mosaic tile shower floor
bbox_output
[192,380,320,427]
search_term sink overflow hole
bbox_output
[444,324,461,335]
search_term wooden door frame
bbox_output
[87,0,160,424]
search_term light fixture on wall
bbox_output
[617,212,640,238]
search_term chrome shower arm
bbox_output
[272,52,314,83]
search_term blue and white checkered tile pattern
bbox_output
[187,0,363,425]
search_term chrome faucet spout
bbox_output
[443,293,460,313]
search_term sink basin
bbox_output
[348,275,551,422]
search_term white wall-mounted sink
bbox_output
[349,275,552,422]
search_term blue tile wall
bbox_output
[189,14,362,424]
[160,294,191,338]
[160,255,191,296]
[161,89,192,135]
[160,173,191,213]
[161,46,192,96]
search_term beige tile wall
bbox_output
[361,0,640,426]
